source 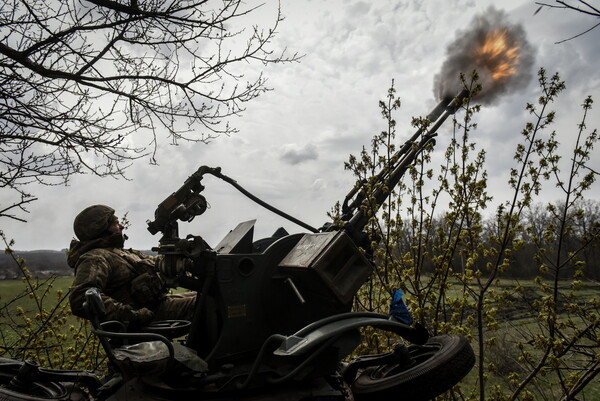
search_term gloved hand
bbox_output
[130,307,154,325]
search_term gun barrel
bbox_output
[342,89,469,239]
[426,99,449,123]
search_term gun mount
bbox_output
[146,90,469,368]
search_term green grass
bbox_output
[0,275,190,317]
[443,279,600,400]
[0,276,73,311]
[0,276,76,348]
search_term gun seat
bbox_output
[83,288,207,379]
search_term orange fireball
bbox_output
[473,29,520,81]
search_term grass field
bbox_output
[0,275,73,310]
[440,278,600,400]
[0,276,78,346]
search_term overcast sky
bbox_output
[3,0,600,251]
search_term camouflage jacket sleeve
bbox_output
[69,249,139,322]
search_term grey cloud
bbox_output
[279,143,319,165]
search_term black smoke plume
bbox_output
[433,7,535,105]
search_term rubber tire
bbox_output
[0,362,89,401]
[351,334,475,401]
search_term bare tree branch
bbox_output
[0,0,299,221]
[535,0,600,43]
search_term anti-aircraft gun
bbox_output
[0,91,474,401]
[145,89,470,380]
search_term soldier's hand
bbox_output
[131,307,154,325]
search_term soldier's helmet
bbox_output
[74,205,117,241]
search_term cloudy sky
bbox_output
[3,0,600,251]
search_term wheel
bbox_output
[351,334,475,401]
[0,359,89,401]
[142,319,191,339]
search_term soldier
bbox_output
[68,204,196,326]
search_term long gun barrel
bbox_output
[336,89,469,242]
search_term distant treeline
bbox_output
[0,250,71,279]
[0,249,156,279]
[395,200,600,281]
[404,237,600,281]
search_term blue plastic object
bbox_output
[389,289,414,325]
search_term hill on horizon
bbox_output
[0,249,156,279]
[0,250,70,279]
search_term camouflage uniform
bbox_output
[68,205,196,325]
